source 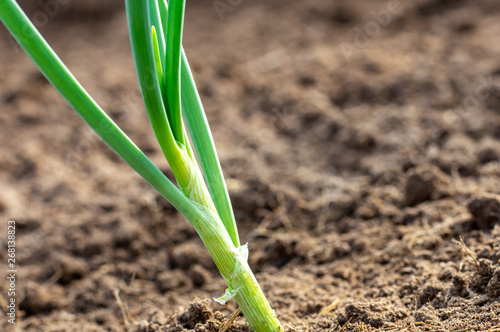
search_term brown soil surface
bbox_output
[1,0,500,331]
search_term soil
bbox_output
[1,0,500,331]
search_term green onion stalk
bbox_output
[0,0,282,331]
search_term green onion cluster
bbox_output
[0,0,282,331]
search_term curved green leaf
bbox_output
[180,52,240,247]
[0,0,199,222]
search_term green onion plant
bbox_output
[0,0,282,331]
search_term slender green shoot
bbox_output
[152,27,166,106]
[149,0,166,70]
[164,0,186,145]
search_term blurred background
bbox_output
[1,0,500,330]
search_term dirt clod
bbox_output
[486,268,500,298]
[468,195,500,229]
[404,170,435,207]
[177,300,213,329]
[338,303,384,328]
